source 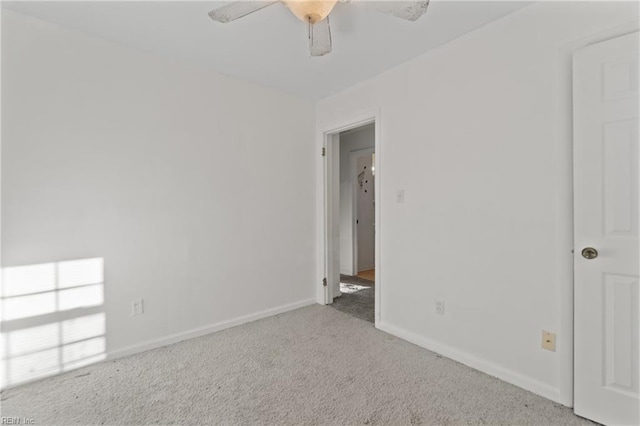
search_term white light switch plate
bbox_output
[132,299,144,316]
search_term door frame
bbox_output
[316,108,381,326]
[350,147,375,275]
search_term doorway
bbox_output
[332,132,376,323]
[320,112,380,325]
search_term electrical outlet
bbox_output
[435,300,445,315]
[396,190,405,204]
[131,299,144,316]
[542,330,556,351]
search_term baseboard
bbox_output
[0,299,316,391]
[108,298,316,360]
[377,321,562,404]
[358,264,374,272]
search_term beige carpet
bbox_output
[332,274,375,323]
[1,305,593,425]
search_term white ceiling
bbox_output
[3,1,531,99]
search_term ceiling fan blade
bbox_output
[310,16,332,57]
[208,1,278,23]
[368,0,429,21]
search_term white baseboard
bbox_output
[358,264,374,272]
[1,299,316,391]
[108,298,316,360]
[377,321,562,405]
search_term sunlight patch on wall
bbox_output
[1,258,106,388]
[2,258,104,321]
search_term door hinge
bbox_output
[322,277,327,287]
[322,147,326,157]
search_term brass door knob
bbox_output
[581,247,598,259]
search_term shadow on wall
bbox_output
[1,258,106,388]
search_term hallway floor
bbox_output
[357,268,375,281]
[330,274,374,323]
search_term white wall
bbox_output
[339,125,374,275]
[1,9,316,385]
[355,154,375,272]
[316,1,639,405]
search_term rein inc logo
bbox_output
[1,418,35,425]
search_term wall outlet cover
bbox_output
[542,330,556,351]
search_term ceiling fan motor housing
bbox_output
[283,0,338,24]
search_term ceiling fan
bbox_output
[208,0,430,56]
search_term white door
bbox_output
[573,32,639,425]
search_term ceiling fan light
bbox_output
[283,0,338,24]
